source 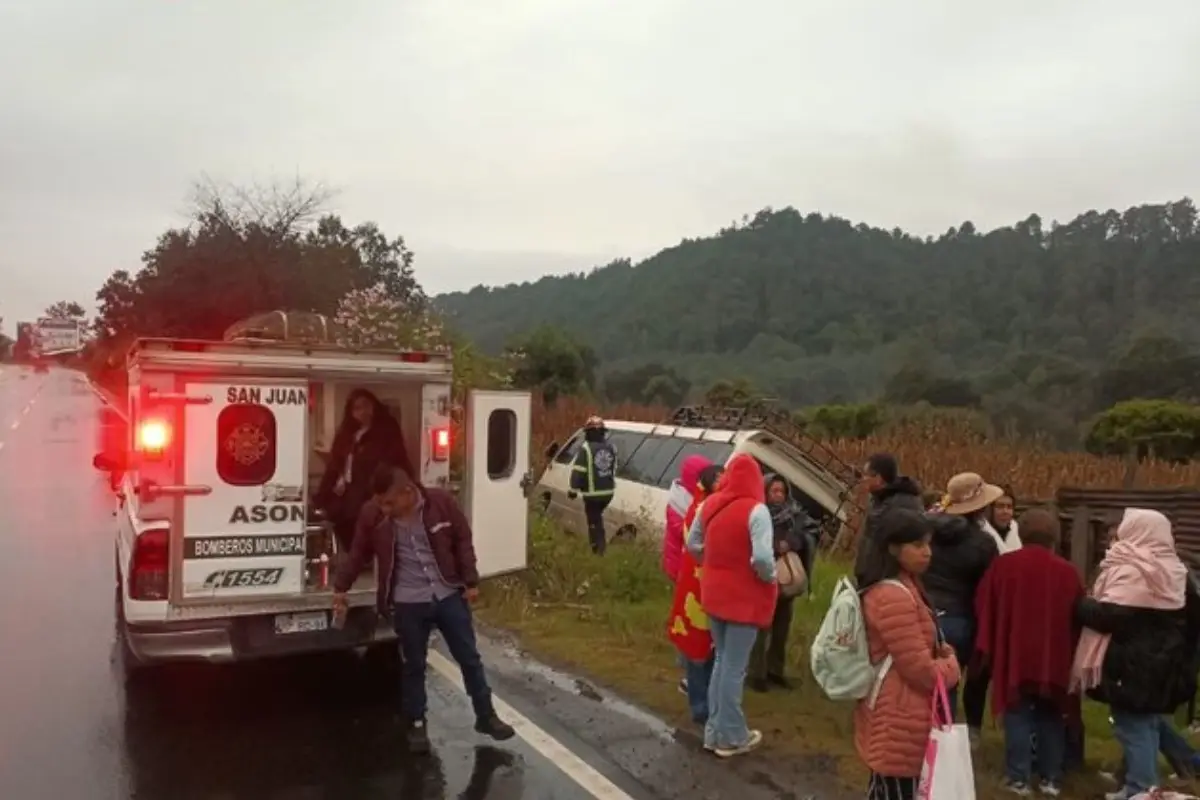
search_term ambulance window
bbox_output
[217,404,278,486]
[486,409,517,479]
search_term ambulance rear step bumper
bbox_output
[124,608,395,665]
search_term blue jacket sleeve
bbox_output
[748,504,777,583]
[686,509,705,563]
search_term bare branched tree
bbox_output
[187,173,338,237]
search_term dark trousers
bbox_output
[1004,694,1066,784]
[583,496,611,555]
[394,592,494,723]
[962,665,990,729]
[749,597,794,680]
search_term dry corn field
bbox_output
[529,396,1200,502]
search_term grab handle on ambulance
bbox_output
[137,480,213,501]
[145,390,213,405]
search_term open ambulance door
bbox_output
[464,390,532,580]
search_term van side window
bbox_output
[620,434,684,486]
[661,441,735,488]
[554,432,584,465]
[604,430,647,470]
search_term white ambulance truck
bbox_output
[95,337,531,677]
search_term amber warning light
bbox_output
[432,427,450,461]
[138,419,171,455]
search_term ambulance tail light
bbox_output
[129,528,169,601]
[432,427,450,462]
[137,418,171,458]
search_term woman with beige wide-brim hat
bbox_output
[942,472,1022,553]
[925,471,1018,747]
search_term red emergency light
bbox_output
[138,418,171,457]
[432,427,450,461]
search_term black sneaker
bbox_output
[475,714,516,741]
[748,678,769,693]
[766,673,792,690]
[406,719,431,754]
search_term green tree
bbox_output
[883,364,980,408]
[506,325,594,406]
[434,196,1200,439]
[44,301,87,320]
[1085,399,1200,462]
[92,178,421,350]
[641,374,686,407]
[604,362,691,405]
[704,378,759,406]
[796,403,883,439]
[1096,334,1200,408]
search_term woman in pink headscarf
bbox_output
[1071,508,1198,799]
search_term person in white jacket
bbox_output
[987,485,1022,553]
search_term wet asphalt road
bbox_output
[0,365,835,800]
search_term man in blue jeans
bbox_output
[333,466,516,754]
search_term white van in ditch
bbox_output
[537,407,860,544]
[95,337,531,676]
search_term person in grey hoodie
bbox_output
[748,473,817,692]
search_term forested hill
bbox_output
[435,200,1200,438]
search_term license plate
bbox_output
[274,611,328,635]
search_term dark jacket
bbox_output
[853,477,925,579]
[569,439,617,497]
[333,487,480,614]
[922,514,999,618]
[316,414,414,523]
[764,473,819,593]
[1076,595,1197,714]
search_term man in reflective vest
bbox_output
[569,415,617,555]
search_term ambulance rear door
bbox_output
[175,378,311,601]
[463,390,532,579]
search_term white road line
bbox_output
[427,650,634,800]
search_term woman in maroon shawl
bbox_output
[974,508,1084,796]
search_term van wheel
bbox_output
[612,525,638,543]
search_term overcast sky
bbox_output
[2,0,1198,333]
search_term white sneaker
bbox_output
[714,729,763,758]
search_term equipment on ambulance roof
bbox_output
[223,310,340,344]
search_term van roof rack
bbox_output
[667,402,866,535]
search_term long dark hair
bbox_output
[333,388,396,448]
[855,508,931,590]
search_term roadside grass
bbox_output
[478,515,1199,799]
